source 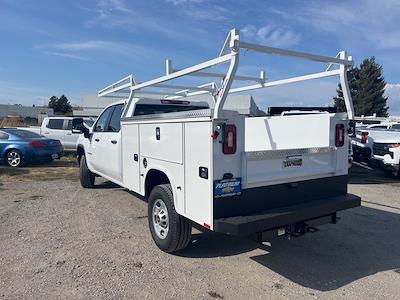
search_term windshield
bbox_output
[5,129,42,139]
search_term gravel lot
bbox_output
[0,159,399,299]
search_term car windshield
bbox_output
[5,129,42,139]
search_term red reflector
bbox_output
[223,124,237,154]
[335,124,345,147]
[361,131,368,144]
[203,223,211,229]
[30,140,47,148]
[211,131,219,140]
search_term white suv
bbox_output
[41,117,95,152]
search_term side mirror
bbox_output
[72,118,90,138]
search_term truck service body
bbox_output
[74,29,361,253]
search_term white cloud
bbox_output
[271,0,400,50]
[242,25,301,48]
[385,84,400,116]
[42,51,86,60]
[165,0,206,5]
[35,40,159,60]
[85,0,185,38]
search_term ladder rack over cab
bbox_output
[75,28,360,253]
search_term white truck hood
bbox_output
[368,130,400,143]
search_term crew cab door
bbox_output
[97,104,124,182]
[88,106,114,173]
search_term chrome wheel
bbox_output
[152,199,169,239]
[7,151,21,167]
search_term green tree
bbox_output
[334,57,389,117]
[48,95,72,115]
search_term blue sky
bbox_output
[0,0,399,114]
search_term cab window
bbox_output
[107,104,125,132]
[94,106,114,132]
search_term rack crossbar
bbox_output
[239,42,353,67]
[130,53,232,92]
[172,69,264,83]
[229,69,341,94]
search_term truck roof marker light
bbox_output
[160,100,190,105]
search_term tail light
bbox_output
[223,124,236,154]
[335,124,345,147]
[30,140,47,148]
[361,131,368,144]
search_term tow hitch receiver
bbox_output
[252,213,337,243]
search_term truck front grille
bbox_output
[373,143,392,157]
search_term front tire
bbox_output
[5,149,23,167]
[148,184,191,253]
[79,155,95,188]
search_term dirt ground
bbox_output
[0,159,399,299]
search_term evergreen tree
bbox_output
[48,95,72,115]
[334,57,389,117]
[48,96,59,111]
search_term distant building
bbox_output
[0,104,53,123]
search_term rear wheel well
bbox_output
[145,169,170,198]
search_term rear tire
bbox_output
[79,155,95,188]
[148,184,191,253]
[5,149,23,167]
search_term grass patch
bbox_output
[0,167,78,183]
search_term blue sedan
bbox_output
[0,128,64,167]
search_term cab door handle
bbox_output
[95,138,100,142]
[111,140,117,144]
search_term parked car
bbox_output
[0,128,64,167]
[369,129,400,176]
[40,117,95,152]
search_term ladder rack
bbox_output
[98,28,355,119]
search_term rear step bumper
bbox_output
[213,193,361,236]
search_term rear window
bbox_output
[47,119,64,129]
[133,104,206,116]
[5,129,42,139]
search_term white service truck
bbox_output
[369,129,400,176]
[72,29,361,253]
